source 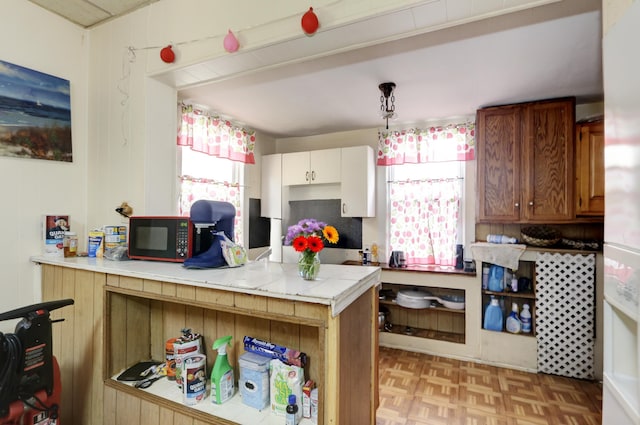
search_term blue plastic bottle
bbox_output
[483,296,503,332]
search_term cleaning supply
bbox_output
[521,304,532,333]
[210,335,235,404]
[285,394,299,425]
[483,296,503,332]
[505,302,522,333]
[487,265,504,292]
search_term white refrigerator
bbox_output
[602,1,640,424]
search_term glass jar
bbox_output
[63,231,78,257]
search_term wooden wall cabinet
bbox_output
[477,97,576,223]
[260,153,282,218]
[575,119,605,216]
[282,148,341,186]
[340,145,375,217]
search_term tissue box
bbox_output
[239,352,271,410]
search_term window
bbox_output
[176,103,256,247]
[178,147,245,245]
[386,160,465,267]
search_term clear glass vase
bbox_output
[298,252,320,280]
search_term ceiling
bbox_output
[29,0,603,139]
[27,0,159,28]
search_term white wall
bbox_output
[0,1,89,331]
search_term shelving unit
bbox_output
[377,268,479,360]
[379,283,465,344]
[480,260,536,336]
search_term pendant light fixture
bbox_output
[379,82,397,129]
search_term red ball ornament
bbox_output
[160,45,175,63]
[301,7,319,35]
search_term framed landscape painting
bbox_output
[0,59,72,162]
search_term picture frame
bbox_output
[0,59,72,162]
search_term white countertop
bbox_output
[32,256,381,316]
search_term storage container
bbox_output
[239,351,271,410]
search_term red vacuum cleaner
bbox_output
[0,298,74,425]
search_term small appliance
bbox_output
[127,201,236,265]
[389,251,406,268]
[128,216,193,262]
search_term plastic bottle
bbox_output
[483,296,503,332]
[505,302,522,333]
[487,265,504,292]
[521,304,532,333]
[286,394,299,425]
[482,264,490,290]
[210,335,235,404]
[487,234,518,244]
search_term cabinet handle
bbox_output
[311,171,316,181]
[515,203,519,208]
[342,203,346,214]
[528,201,534,206]
[305,171,310,182]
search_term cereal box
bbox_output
[43,215,69,257]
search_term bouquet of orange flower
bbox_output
[285,218,339,279]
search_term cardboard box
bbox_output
[88,230,104,258]
[43,215,69,257]
[302,379,315,418]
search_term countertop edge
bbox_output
[31,256,381,317]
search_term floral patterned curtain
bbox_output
[377,123,475,165]
[177,104,256,164]
[388,178,461,266]
[178,176,243,244]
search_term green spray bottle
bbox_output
[210,335,235,404]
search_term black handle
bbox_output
[0,299,74,322]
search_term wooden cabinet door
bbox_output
[476,106,522,222]
[282,151,311,185]
[310,148,341,184]
[576,120,604,216]
[260,153,282,218]
[522,99,575,222]
[282,149,341,185]
[341,145,375,217]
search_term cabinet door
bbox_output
[476,106,522,222]
[576,120,604,216]
[522,99,575,221]
[310,148,341,184]
[260,154,282,218]
[282,151,310,185]
[341,145,375,217]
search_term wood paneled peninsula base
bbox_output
[32,256,381,425]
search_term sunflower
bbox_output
[322,225,339,244]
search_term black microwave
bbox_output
[128,216,192,262]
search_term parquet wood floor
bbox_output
[376,347,602,425]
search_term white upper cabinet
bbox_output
[260,153,282,218]
[341,145,375,217]
[282,149,341,185]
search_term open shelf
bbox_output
[107,378,316,425]
[482,290,535,299]
[380,323,465,344]
[379,299,465,314]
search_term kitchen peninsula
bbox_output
[32,256,381,425]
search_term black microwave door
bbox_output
[129,219,187,261]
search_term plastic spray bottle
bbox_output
[210,335,235,404]
[505,302,522,333]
